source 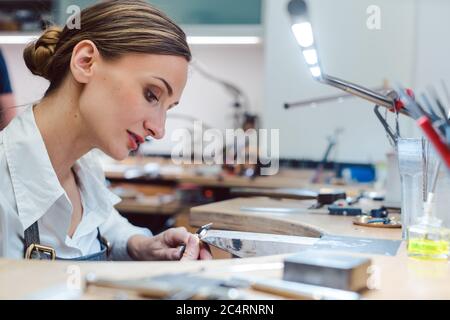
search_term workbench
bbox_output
[1,245,449,299]
[189,197,450,299]
[190,197,400,239]
[107,157,374,235]
[1,197,449,299]
[104,156,370,191]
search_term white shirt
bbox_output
[0,105,152,260]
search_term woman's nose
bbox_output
[144,112,166,140]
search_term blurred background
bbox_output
[1,0,449,164]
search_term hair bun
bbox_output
[23,26,62,80]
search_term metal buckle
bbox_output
[100,236,111,258]
[25,244,56,260]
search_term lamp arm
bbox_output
[191,59,249,111]
[319,74,394,109]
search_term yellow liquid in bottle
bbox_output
[407,214,450,260]
[407,238,449,260]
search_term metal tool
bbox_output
[327,205,362,216]
[311,128,343,184]
[374,105,398,146]
[86,270,360,300]
[319,75,399,111]
[284,86,386,109]
[231,187,318,200]
[421,93,441,121]
[179,223,213,258]
[286,0,450,163]
[231,187,346,208]
[396,85,450,168]
[201,230,318,257]
[310,191,347,209]
[240,206,307,214]
[198,228,401,257]
[283,251,371,291]
[427,86,449,124]
[196,222,213,237]
[86,273,245,300]
[231,275,361,300]
[353,215,401,229]
[191,59,250,129]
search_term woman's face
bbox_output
[78,53,188,160]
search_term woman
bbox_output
[0,0,212,261]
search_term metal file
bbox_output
[199,227,401,258]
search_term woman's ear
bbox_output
[70,40,99,84]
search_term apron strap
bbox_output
[24,221,108,261]
[24,221,56,260]
[24,221,40,251]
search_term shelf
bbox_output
[0,0,52,8]
[0,0,52,33]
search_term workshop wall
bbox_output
[414,0,450,92]
[2,0,449,163]
[143,44,264,154]
[263,0,417,163]
[0,44,49,107]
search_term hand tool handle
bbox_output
[233,276,360,300]
[417,116,450,168]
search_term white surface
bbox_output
[0,44,49,107]
[413,0,450,107]
[263,0,417,162]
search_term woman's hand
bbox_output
[127,227,212,261]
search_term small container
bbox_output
[397,139,425,239]
[407,213,450,260]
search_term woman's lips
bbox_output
[127,130,141,151]
[131,131,145,144]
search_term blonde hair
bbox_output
[23,0,191,95]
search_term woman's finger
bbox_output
[161,247,184,261]
[180,234,200,261]
[199,242,213,260]
[163,227,190,247]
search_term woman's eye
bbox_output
[144,89,159,105]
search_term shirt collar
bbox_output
[2,106,121,232]
[3,106,65,230]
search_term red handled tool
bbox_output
[396,86,450,169]
[417,116,450,168]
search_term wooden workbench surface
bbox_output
[1,196,448,299]
[1,244,450,300]
[114,198,182,216]
[187,197,450,299]
[190,197,401,240]
[175,172,364,190]
[104,156,372,191]
[2,196,448,300]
